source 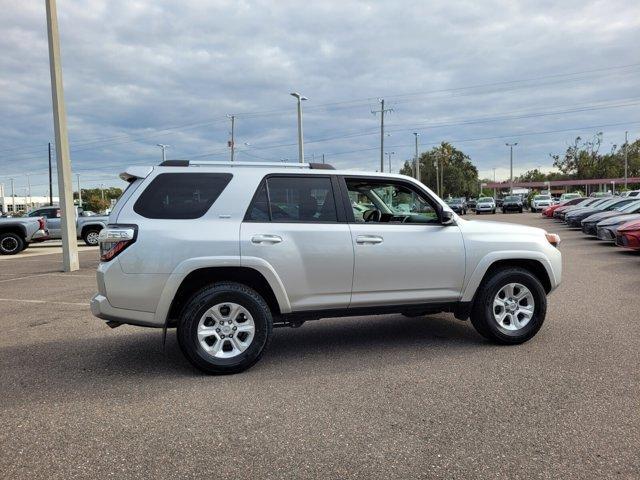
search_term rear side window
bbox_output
[134,173,232,219]
[245,176,338,222]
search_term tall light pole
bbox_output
[46,0,79,271]
[413,132,420,181]
[624,131,628,190]
[492,167,497,200]
[506,142,518,194]
[290,92,307,163]
[48,142,53,206]
[385,151,395,172]
[76,173,82,207]
[10,178,15,213]
[227,114,235,162]
[26,174,32,209]
[434,158,440,197]
[157,144,170,162]
[372,98,393,172]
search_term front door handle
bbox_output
[356,235,383,245]
[251,234,283,244]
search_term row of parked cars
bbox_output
[446,193,577,215]
[540,192,640,251]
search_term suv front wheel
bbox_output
[177,282,273,374]
[470,267,547,344]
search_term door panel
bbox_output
[349,223,465,306]
[241,222,354,310]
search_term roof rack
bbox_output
[158,160,335,170]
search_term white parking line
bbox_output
[0,272,94,283]
[0,298,89,307]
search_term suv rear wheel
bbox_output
[0,232,25,255]
[177,282,273,374]
[470,267,547,344]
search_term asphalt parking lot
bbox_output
[0,214,638,479]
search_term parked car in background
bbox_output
[621,190,640,197]
[566,197,637,227]
[0,216,49,255]
[446,197,467,215]
[581,200,640,235]
[27,206,108,246]
[559,193,581,202]
[466,198,477,209]
[615,219,640,250]
[555,198,607,220]
[596,213,640,241]
[501,195,524,213]
[475,197,496,214]
[530,194,552,213]
[542,197,585,217]
[495,197,504,208]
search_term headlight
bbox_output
[545,233,561,247]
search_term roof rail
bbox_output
[159,160,335,170]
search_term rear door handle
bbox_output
[356,235,383,245]
[251,234,283,244]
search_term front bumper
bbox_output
[615,232,640,249]
[502,204,522,211]
[476,205,495,212]
[581,223,598,235]
[597,226,616,241]
[566,216,585,227]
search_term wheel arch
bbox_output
[461,253,554,304]
[160,265,288,327]
[0,225,27,240]
[80,222,105,237]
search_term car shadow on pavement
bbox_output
[0,314,485,404]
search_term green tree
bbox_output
[77,187,122,213]
[399,142,478,197]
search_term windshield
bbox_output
[447,198,463,204]
[535,195,551,200]
[621,201,640,213]
[505,196,520,201]
[478,197,493,202]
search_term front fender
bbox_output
[460,250,560,302]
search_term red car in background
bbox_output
[615,219,640,250]
[542,197,585,217]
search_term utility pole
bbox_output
[372,98,393,172]
[26,174,32,209]
[413,132,420,181]
[157,144,170,162]
[76,173,82,207]
[227,114,235,162]
[435,157,440,197]
[290,92,307,163]
[492,167,497,200]
[48,142,53,206]
[624,131,628,190]
[506,142,518,194]
[10,178,15,213]
[100,184,105,201]
[322,154,325,164]
[385,151,395,172]
[46,0,79,271]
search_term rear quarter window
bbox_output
[133,173,232,219]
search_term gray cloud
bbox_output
[1,0,639,195]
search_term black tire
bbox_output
[492,209,496,214]
[82,227,102,246]
[519,208,523,213]
[470,267,547,344]
[177,282,273,375]
[0,232,25,255]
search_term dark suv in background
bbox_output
[501,195,524,213]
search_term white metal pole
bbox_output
[77,173,82,207]
[10,178,15,213]
[46,0,79,271]
[413,132,420,181]
[291,93,306,163]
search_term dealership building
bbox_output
[0,184,59,214]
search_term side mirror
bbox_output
[441,210,455,225]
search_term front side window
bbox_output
[134,173,232,219]
[245,176,337,223]
[345,178,439,224]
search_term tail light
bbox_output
[98,224,137,261]
[38,217,46,230]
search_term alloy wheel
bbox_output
[197,302,256,358]
[492,283,535,331]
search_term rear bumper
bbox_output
[91,293,160,328]
[30,229,50,241]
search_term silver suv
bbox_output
[92,161,562,374]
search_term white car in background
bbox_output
[531,194,553,212]
[475,197,496,214]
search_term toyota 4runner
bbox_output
[92,161,562,374]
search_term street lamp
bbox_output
[413,132,420,181]
[385,151,395,172]
[505,142,518,194]
[290,92,308,163]
[157,144,170,162]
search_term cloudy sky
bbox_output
[1,0,639,196]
